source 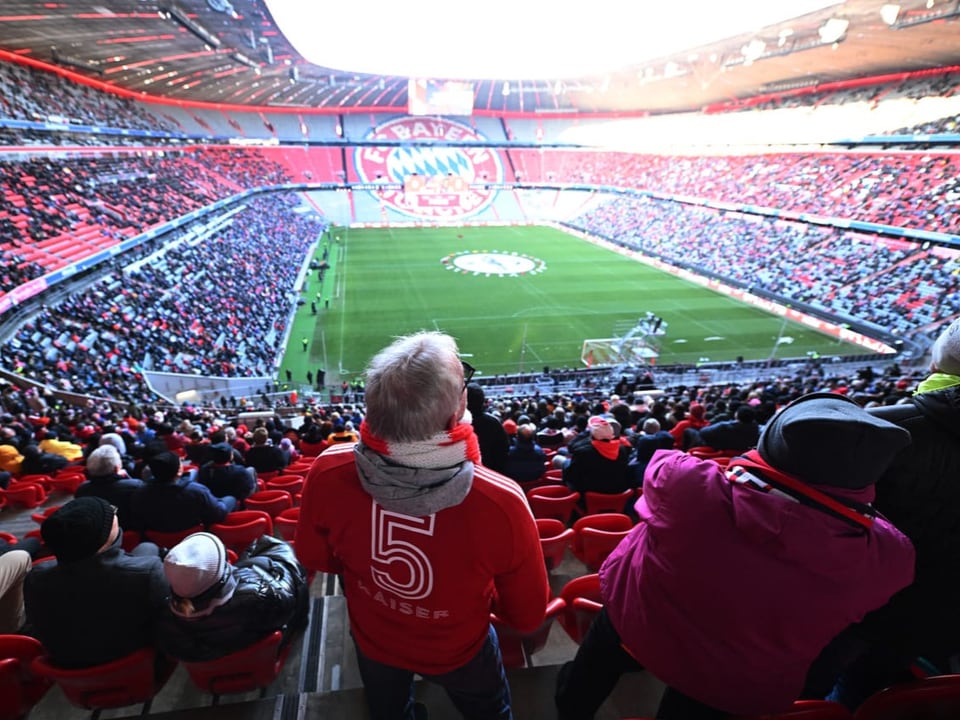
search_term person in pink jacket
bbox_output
[555,392,916,719]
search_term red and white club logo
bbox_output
[353,117,503,219]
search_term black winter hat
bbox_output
[757,392,910,489]
[208,442,233,463]
[148,450,182,482]
[41,497,115,564]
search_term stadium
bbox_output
[0,0,959,718]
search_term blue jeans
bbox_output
[354,624,512,720]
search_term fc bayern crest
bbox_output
[353,117,503,219]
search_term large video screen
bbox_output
[408,79,475,116]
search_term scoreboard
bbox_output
[408,79,475,116]
[403,174,469,207]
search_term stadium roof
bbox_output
[0,0,958,113]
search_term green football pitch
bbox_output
[280,225,872,386]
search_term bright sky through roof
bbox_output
[265,0,842,79]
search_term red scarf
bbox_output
[591,438,621,460]
[359,419,481,469]
[726,450,875,530]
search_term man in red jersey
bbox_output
[296,331,549,720]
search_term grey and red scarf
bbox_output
[355,418,480,517]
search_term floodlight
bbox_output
[158,0,222,49]
[880,4,901,24]
[818,17,849,43]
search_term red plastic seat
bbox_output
[244,489,293,519]
[120,529,142,553]
[283,463,313,477]
[210,510,273,555]
[181,630,292,704]
[12,475,53,490]
[580,525,632,572]
[629,701,853,720]
[558,574,603,644]
[31,646,176,717]
[535,518,574,572]
[583,488,635,515]
[30,505,62,526]
[688,445,724,459]
[1,483,48,509]
[852,674,960,719]
[47,473,87,495]
[569,513,633,565]
[0,531,18,545]
[255,470,280,486]
[526,485,580,525]
[491,597,566,668]
[144,524,205,550]
[0,634,52,720]
[265,475,304,498]
[274,506,300,541]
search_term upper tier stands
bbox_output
[565,195,960,339]
[0,62,176,133]
[508,149,960,235]
[5,192,325,403]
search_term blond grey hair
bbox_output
[87,444,122,477]
[364,331,463,442]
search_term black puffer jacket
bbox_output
[860,384,960,659]
[157,535,309,661]
[869,385,960,579]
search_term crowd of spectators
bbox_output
[511,149,960,235]
[0,154,219,257]
[4,193,326,403]
[0,62,175,133]
[197,147,294,188]
[735,71,959,113]
[566,194,960,339]
[0,249,44,295]
[0,346,919,496]
[0,148,300,287]
[888,113,960,136]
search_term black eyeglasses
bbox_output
[462,360,476,390]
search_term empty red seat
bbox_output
[274,506,300,542]
[31,646,176,716]
[30,505,62,526]
[526,485,580,525]
[265,475,304,499]
[852,674,960,720]
[181,630,292,704]
[491,597,566,669]
[0,634,52,720]
[558,574,603,645]
[210,510,273,555]
[583,488,635,515]
[629,700,853,720]
[12,475,53,490]
[144,524,205,550]
[243,489,293,519]
[2,483,48,509]
[569,513,633,565]
[579,526,632,572]
[535,518,574,572]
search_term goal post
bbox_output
[581,337,659,368]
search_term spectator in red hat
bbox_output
[668,402,709,449]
